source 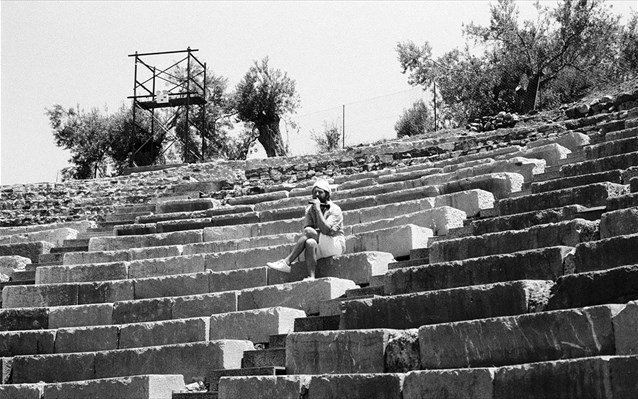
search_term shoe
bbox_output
[267,259,291,273]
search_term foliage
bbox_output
[311,121,342,152]
[233,57,299,157]
[397,0,636,123]
[394,99,435,137]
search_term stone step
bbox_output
[572,233,638,274]
[293,315,340,332]
[388,257,428,270]
[607,191,638,210]
[0,227,79,248]
[105,212,150,224]
[89,229,203,252]
[50,245,89,254]
[113,203,157,215]
[429,219,597,263]
[217,355,638,399]
[208,307,305,344]
[339,279,552,330]
[497,182,628,216]
[205,366,285,393]
[599,207,638,239]
[10,270,35,282]
[38,252,64,265]
[530,169,623,193]
[269,334,287,349]
[156,198,219,214]
[0,241,54,264]
[0,278,355,330]
[0,374,186,399]
[385,246,571,295]
[346,285,384,298]
[585,135,638,160]
[418,304,623,370]
[560,150,638,177]
[5,340,252,384]
[241,348,285,368]
[605,124,638,141]
[548,264,638,311]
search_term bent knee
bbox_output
[305,238,318,248]
[303,227,319,238]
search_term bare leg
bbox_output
[285,227,319,265]
[305,238,318,278]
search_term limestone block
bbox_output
[209,307,305,343]
[383,329,420,373]
[385,246,571,295]
[2,284,78,308]
[93,341,253,382]
[9,228,78,247]
[238,277,357,315]
[307,373,404,399]
[421,172,455,186]
[434,189,494,217]
[228,190,289,206]
[0,241,54,263]
[403,368,495,399]
[0,384,43,399]
[340,280,553,330]
[375,185,440,205]
[0,330,55,356]
[254,219,301,237]
[42,375,186,399]
[532,170,623,194]
[134,271,209,300]
[1,358,11,384]
[258,207,306,223]
[113,297,174,324]
[0,308,49,331]
[234,245,290,270]
[610,355,638,399]
[171,291,238,319]
[209,267,269,293]
[157,198,217,213]
[613,301,638,355]
[561,151,638,177]
[426,206,467,235]
[203,251,238,272]
[523,143,571,166]
[156,218,212,234]
[128,245,183,261]
[55,325,118,353]
[547,264,638,310]
[77,280,134,305]
[355,225,433,258]
[202,224,252,242]
[528,132,590,152]
[600,207,638,238]
[48,303,113,329]
[573,233,638,273]
[286,329,400,374]
[419,305,619,369]
[63,250,129,265]
[185,240,237,254]
[119,317,209,349]
[494,357,610,399]
[35,262,128,284]
[218,375,310,399]
[290,251,394,285]
[429,219,598,263]
[89,230,202,252]
[127,254,206,279]
[586,136,638,159]
[0,255,30,276]
[440,172,524,199]
[11,352,96,383]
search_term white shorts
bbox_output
[316,234,346,259]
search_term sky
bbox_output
[1,0,636,185]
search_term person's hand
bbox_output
[309,198,321,210]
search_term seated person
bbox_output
[267,179,345,280]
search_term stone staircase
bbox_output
[0,97,637,398]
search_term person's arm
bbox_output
[309,199,332,235]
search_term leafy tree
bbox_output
[234,57,300,157]
[311,121,342,152]
[395,99,435,137]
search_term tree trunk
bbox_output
[256,117,287,157]
[520,73,541,113]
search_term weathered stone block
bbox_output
[307,373,403,399]
[113,297,174,325]
[385,246,570,295]
[171,291,238,319]
[403,368,495,399]
[434,189,494,217]
[573,233,638,273]
[77,280,134,305]
[429,219,597,263]
[128,245,182,261]
[548,264,638,310]
[286,329,400,374]
[218,375,310,399]
[63,250,129,265]
[494,357,611,399]
[600,207,638,238]
[48,303,113,329]
[127,254,206,279]
[0,330,55,356]
[0,308,49,331]
[523,143,571,166]
[93,341,252,382]
[440,172,524,199]
[209,267,268,293]
[10,352,96,383]
[42,374,186,399]
[157,198,217,213]
[610,355,638,399]
[290,252,394,285]
[0,241,54,263]
[209,307,305,343]
[35,262,129,284]
[238,278,357,315]
[419,305,619,369]
[354,225,432,258]
[613,301,638,355]
[2,284,78,308]
[133,272,210,300]
[118,317,209,349]
[0,384,43,399]
[531,170,623,194]
[9,228,78,247]
[0,255,31,276]
[55,325,119,353]
[89,230,202,252]
[586,135,638,159]
[341,280,553,330]
[202,225,252,242]
[561,151,638,177]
